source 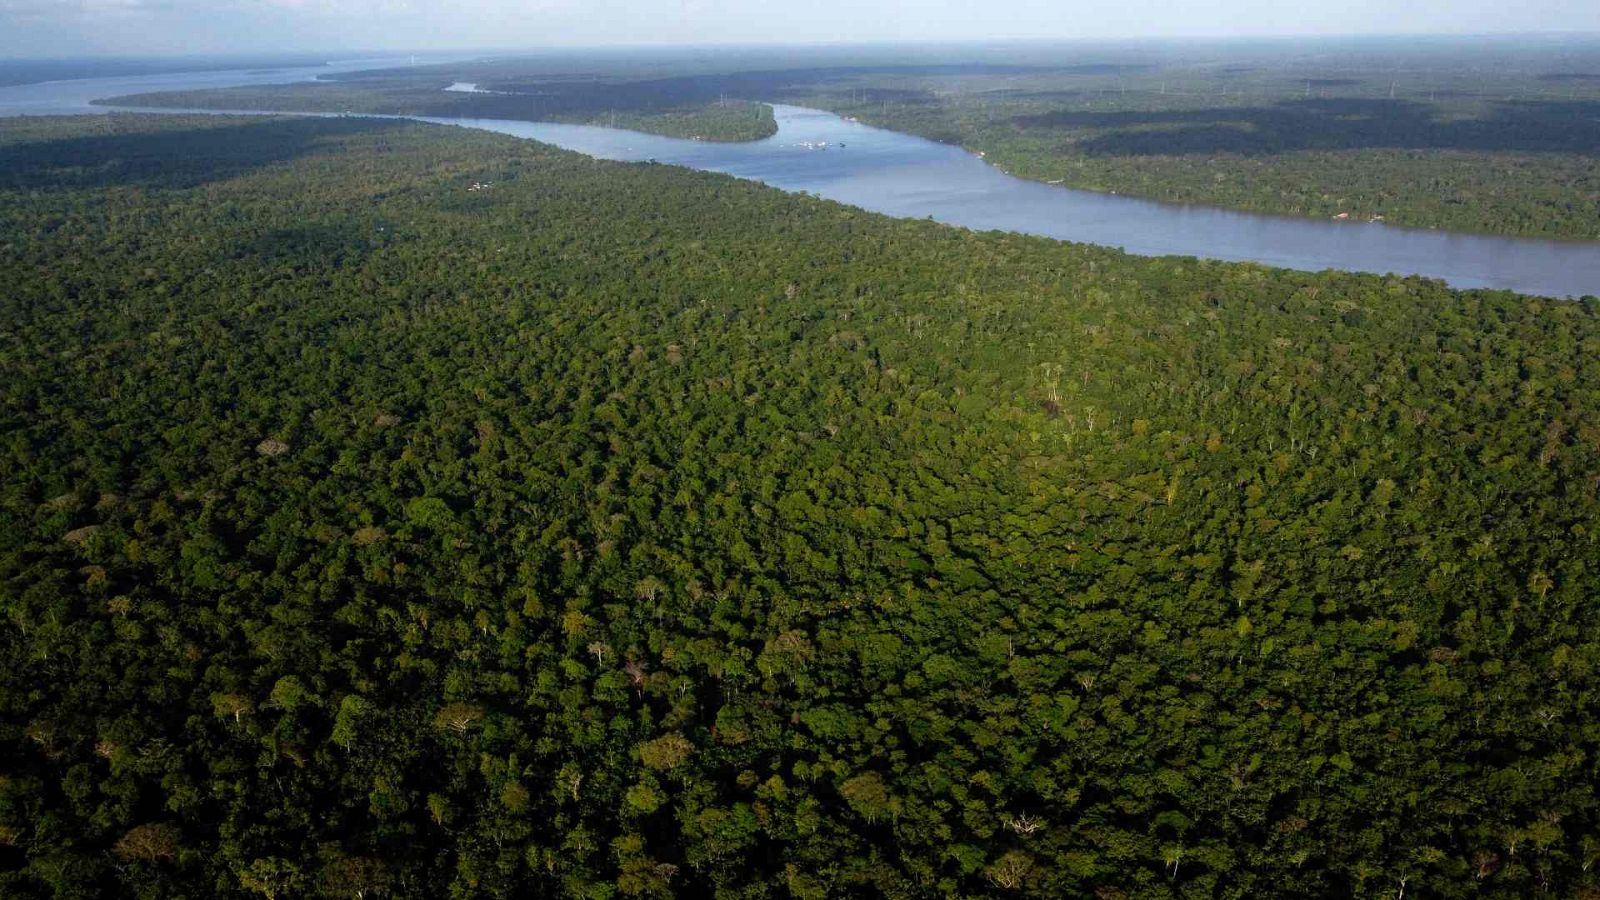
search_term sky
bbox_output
[1,0,1598,58]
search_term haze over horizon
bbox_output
[2,0,1598,59]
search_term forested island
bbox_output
[100,80,779,143]
[2,110,1599,898]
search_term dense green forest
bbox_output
[3,112,1600,899]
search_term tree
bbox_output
[432,702,485,733]
[319,856,390,898]
[331,695,374,749]
[839,772,895,823]
[986,851,1037,890]
[112,823,181,863]
[211,693,254,725]
[638,733,694,772]
[236,857,304,900]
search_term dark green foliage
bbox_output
[2,113,1600,898]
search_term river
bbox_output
[3,67,1598,298]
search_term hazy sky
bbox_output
[2,0,1598,58]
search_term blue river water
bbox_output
[3,67,1598,298]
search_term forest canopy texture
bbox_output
[1,113,1599,899]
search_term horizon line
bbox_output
[6,30,1600,63]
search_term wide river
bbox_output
[3,66,1598,297]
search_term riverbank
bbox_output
[3,64,1596,296]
